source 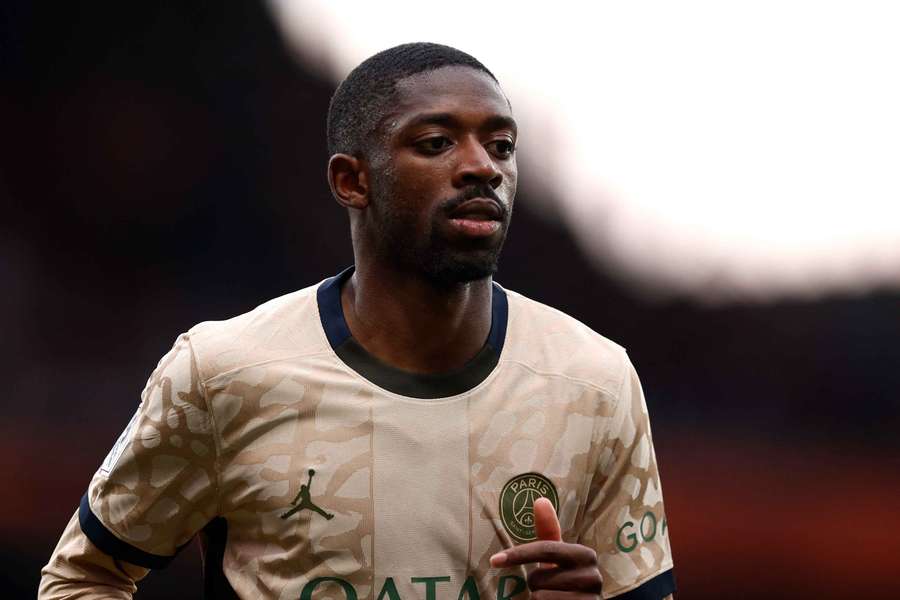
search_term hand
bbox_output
[490,498,603,599]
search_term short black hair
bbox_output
[326,42,497,157]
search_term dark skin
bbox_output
[328,65,517,374]
[328,66,670,600]
[491,500,672,600]
[491,499,602,599]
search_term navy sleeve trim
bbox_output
[611,569,676,600]
[78,492,176,569]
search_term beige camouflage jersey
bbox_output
[41,268,675,600]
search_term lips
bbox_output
[447,198,503,222]
[445,198,504,238]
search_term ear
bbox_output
[327,153,369,210]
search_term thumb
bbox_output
[533,497,562,542]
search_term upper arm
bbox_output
[578,357,676,599]
[80,333,219,568]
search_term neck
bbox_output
[341,262,494,375]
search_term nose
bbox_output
[452,137,503,189]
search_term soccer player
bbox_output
[40,43,675,599]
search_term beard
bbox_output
[367,174,511,287]
[417,227,506,286]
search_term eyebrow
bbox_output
[401,112,518,135]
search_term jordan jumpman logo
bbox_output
[280,469,334,520]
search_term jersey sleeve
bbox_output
[40,511,149,599]
[78,333,219,568]
[578,357,676,599]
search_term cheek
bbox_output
[500,167,518,200]
[391,164,445,213]
[374,180,437,240]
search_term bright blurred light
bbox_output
[268,0,900,302]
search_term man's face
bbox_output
[365,66,518,286]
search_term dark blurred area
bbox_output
[2,2,899,598]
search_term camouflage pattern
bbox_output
[87,334,218,557]
[41,282,673,599]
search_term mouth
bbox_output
[445,198,504,237]
[447,198,503,220]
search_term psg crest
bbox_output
[499,472,559,543]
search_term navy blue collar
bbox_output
[316,267,508,399]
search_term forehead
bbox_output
[388,66,513,128]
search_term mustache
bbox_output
[440,184,508,219]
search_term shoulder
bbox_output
[184,280,331,384]
[499,285,633,396]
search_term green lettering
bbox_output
[496,575,526,600]
[457,576,481,600]
[640,511,657,542]
[616,521,638,553]
[377,578,401,600]
[662,518,668,536]
[300,577,357,600]
[411,576,451,600]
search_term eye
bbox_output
[415,136,453,155]
[487,138,516,159]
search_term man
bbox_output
[40,43,675,599]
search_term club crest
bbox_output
[499,472,559,543]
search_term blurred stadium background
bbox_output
[2,2,899,598]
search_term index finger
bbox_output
[490,540,597,569]
[534,497,562,542]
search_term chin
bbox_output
[422,252,499,286]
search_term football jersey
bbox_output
[46,267,675,599]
